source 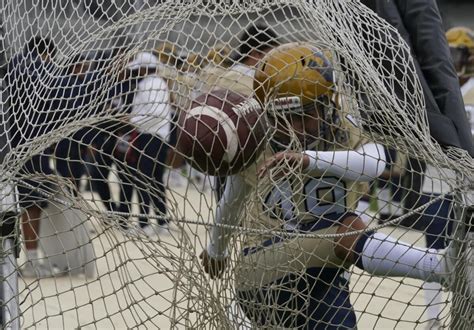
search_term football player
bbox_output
[447,27,474,139]
[200,43,457,328]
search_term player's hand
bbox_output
[257,151,310,179]
[199,250,228,279]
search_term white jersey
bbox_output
[130,75,172,139]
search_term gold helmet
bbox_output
[254,42,334,111]
[446,27,474,77]
[254,42,337,150]
[181,53,207,73]
[447,27,474,48]
[155,42,178,66]
[206,43,232,68]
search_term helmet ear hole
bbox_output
[300,56,306,67]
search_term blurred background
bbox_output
[0,0,472,66]
[438,0,474,29]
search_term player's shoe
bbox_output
[20,261,62,279]
[437,233,474,297]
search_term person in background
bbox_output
[417,25,474,329]
[53,54,92,192]
[153,42,189,189]
[359,0,473,155]
[154,42,179,81]
[359,3,474,328]
[447,27,474,138]
[82,48,130,214]
[110,58,143,230]
[123,51,172,235]
[199,43,233,93]
[213,23,279,96]
[6,36,60,278]
[176,52,212,190]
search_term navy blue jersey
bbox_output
[237,268,356,329]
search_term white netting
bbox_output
[0,0,473,328]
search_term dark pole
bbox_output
[0,33,21,329]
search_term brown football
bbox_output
[176,89,267,176]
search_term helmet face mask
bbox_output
[450,46,472,76]
[266,95,333,150]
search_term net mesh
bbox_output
[0,0,473,328]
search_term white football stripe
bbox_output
[186,105,238,163]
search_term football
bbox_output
[176,89,267,176]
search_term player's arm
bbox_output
[208,174,251,257]
[258,142,386,182]
[303,142,386,181]
[201,174,251,278]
